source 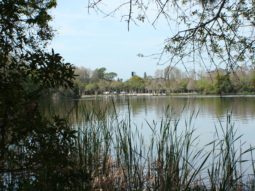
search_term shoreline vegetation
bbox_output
[49,101,255,190]
[73,66,255,98]
[80,92,255,98]
[4,94,255,190]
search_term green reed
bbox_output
[72,99,255,191]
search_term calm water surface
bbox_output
[41,95,255,146]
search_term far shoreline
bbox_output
[79,93,255,99]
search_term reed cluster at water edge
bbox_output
[71,101,255,190]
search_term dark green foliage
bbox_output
[104,72,117,81]
[91,67,117,82]
[1,116,78,190]
[215,73,234,94]
[0,1,81,190]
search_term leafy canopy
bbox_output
[0,1,80,189]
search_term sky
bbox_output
[48,0,174,80]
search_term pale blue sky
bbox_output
[49,0,174,80]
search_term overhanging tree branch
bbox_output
[88,0,255,70]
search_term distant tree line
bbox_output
[74,66,255,96]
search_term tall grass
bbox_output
[72,100,255,190]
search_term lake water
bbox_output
[41,95,255,146]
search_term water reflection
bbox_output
[40,96,255,123]
[39,95,255,146]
